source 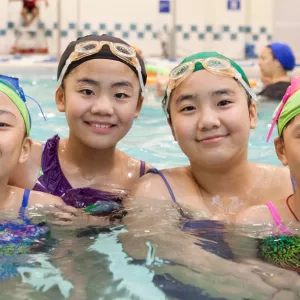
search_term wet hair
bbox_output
[266,46,276,60]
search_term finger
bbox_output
[50,220,74,226]
[53,212,75,221]
[54,204,83,216]
[45,210,57,216]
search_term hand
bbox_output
[48,204,110,227]
[250,259,300,293]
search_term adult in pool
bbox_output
[258,42,295,101]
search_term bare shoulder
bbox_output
[253,163,293,193]
[234,204,274,226]
[9,141,44,189]
[129,166,186,200]
[117,150,155,178]
[254,163,291,181]
[29,190,64,206]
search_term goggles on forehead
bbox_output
[57,40,146,94]
[162,57,257,115]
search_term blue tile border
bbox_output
[2,22,271,43]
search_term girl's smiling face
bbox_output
[56,59,143,149]
[168,70,257,167]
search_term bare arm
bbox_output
[29,191,64,206]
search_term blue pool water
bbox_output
[5,66,280,169]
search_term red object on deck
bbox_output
[23,0,37,8]
[11,46,48,54]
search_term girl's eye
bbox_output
[115,93,128,99]
[181,106,195,112]
[0,122,9,127]
[80,89,94,96]
[218,100,231,107]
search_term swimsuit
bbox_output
[0,189,51,280]
[33,135,146,211]
[23,0,37,12]
[146,168,234,260]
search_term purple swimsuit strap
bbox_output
[139,160,146,177]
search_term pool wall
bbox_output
[0,0,275,59]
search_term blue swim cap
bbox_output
[269,42,296,71]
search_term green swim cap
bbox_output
[180,51,250,86]
[0,82,31,136]
[277,89,300,136]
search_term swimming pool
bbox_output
[1,66,296,300]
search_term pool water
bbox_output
[0,67,297,300]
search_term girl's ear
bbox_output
[274,137,288,166]
[18,137,32,164]
[56,87,66,112]
[249,101,257,129]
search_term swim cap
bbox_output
[277,88,300,136]
[180,51,250,86]
[269,43,295,71]
[162,51,254,115]
[0,79,31,136]
[57,34,147,85]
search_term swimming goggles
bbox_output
[56,40,146,94]
[163,57,257,115]
[0,75,46,135]
[0,75,28,105]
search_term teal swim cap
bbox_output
[163,51,254,115]
[180,51,250,86]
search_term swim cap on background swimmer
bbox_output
[268,42,296,71]
[266,77,300,141]
[0,76,31,136]
[57,34,147,85]
[180,51,251,86]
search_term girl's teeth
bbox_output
[91,123,111,128]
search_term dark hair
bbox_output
[266,45,276,60]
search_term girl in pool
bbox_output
[0,75,65,280]
[0,74,62,210]
[9,34,151,213]
[236,77,300,228]
[119,53,299,299]
[226,79,300,298]
[129,51,293,220]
